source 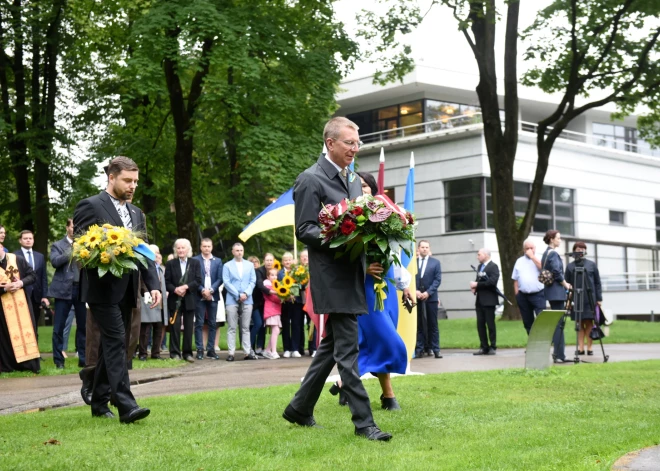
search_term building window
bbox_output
[656,201,660,243]
[609,210,626,225]
[445,178,485,231]
[484,179,574,235]
[592,123,660,156]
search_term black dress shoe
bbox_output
[434,351,443,359]
[473,349,488,355]
[414,350,424,358]
[81,383,93,405]
[138,355,147,362]
[150,356,164,360]
[245,352,258,360]
[486,348,496,355]
[196,351,204,360]
[282,404,321,428]
[55,364,65,369]
[226,355,235,362]
[380,395,401,411]
[329,382,348,406]
[183,355,195,363]
[355,425,392,441]
[92,410,115,419]
[553,357,569,363]
[119,407,150,424]
[578,350,585,355]
[78,361,85,368]
[206,351,220,360]
[587,350,594,356]
[170,355,182,360]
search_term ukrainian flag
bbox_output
[397,153,417,362]
[238,188,294,242]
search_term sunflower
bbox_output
[272,280,280,290]
[106,228,125,245]
[273,259,282,271]
[282,275,295,287]
[86,232,101,249]
[277,286,290,297]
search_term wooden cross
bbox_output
[5,265,18,282]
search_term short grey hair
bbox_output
[232,242,243,250]
[479,247,491,258]
[323,117,359,141]
[148,244,160,254]
[173,238,193,258]
[522,238,535,251]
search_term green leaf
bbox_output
[121,259,138,271]
[98,266,109,279]
[349,239,364,261]
[109,263,123,279]
[376,236,388,254]
[329,236,349,248]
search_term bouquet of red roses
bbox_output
[318,194,415,311]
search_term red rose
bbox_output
[340,219,357,235]
[351,207,364,216]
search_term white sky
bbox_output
[334,0,553,81]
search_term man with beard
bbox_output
[73,156,161,423]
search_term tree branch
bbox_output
[187,38,214,118]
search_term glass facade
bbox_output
[445,177,574,235]
[347,99,483,143]
[656,201,660,243]
[592,123,660,157]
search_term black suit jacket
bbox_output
[73,191,159,305]
[416,256,442,303]
[165,257,202,312]
[475,261,500,307]
[14,249,47,303]
[253,265,268,310]
[294,154,366,315]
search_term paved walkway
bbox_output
[2,343,659,415]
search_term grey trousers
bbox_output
[289,313,375,429]
[226,303,252,355]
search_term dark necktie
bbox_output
[27,250,34,269]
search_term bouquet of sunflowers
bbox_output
[72,224,150,279]
[272,264,308,302]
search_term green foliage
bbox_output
[66,0,358,257]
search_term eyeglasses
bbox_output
[332,138,363,150]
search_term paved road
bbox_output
[2,343,659,416]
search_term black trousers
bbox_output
[415,300,440,353]
[169,309,194,358]
[475,304,496,350]
[281,302,303,353]
[289,313,375,429]
[87,301,137,416]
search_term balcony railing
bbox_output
[361,113,483,144]
[359,113,660,158]
[600,271,660,291]
[520,122,660,158]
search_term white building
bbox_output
[337,65,660,319]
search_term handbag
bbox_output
[216,284,226,323]
[590,324,606,340]
[538,249,555,286]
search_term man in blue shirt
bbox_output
[511,239,545,334]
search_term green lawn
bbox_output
[36,319,660,354]
[0,361,659,470]
[439,318,660,349]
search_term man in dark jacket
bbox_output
[48,219,86,369]
[14,230,49,342]
[73,156,161,423]
[282,117,391,442]
[192,238,222,360]
[470,248,500,355]
[415,240,443,358]
[165,239,202,362]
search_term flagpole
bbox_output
[293,225,297,261]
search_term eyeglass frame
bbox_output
[329,138,363,151]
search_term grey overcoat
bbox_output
[294,155,367,315]
[141,264,168,324]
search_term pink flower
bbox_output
[369,208,392,222]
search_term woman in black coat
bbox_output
[564,241,602,355]
[541,230,572,363]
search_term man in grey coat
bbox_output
[282,117,391,442]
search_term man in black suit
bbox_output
[14,230,49,342]
[470,248,500,355]
[48,220,87,369]
[165,238,202,362]
[73,156,161,423]
[282,117,391,442]
[415,240,443,358]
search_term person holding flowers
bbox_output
[262,268,282,359]
[327,171,412,411]
[282,117,391,442]
[278,252,306,358]
[73,156,161,424]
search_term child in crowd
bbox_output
[262,268,282,359]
